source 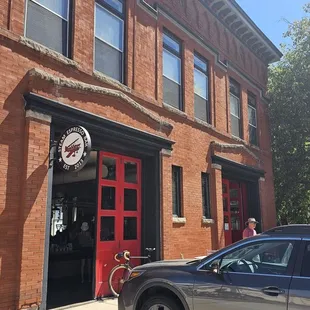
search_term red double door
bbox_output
[222,179,248,246]
[95,152,141,297]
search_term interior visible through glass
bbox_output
[125,161,137,183]
[101,216,115,241]
[124,189,137,211]
[102,157,117,180]
[124,217,137,240]
[101,186,116,210]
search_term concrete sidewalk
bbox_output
[51,299,118,310]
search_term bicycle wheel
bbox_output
[108,264,132,297]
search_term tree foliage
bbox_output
[268,3,310,224]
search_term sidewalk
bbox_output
[51,299,118,310]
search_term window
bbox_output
[94,0,124,82]
[212,240,295,275]
[248,93,258,146]
[201,173,211,218]
[194,54,209,122]
[25,0,70,56]
[163,32,182,110]
[230,79,241,138]
[301,242,310,277]
[172,166,182,217]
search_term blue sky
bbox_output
[236,0,309,49]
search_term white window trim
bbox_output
[25,0,70,57]
[93,1,125,83]
[31,0,69,21]
[194,55,208,73]
[163,49,181,85]
[163,33,181,54]
[230,93,241,118]
[95,3,124,52]
[248,104,257,128]
[194,68,208,100]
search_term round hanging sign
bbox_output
[57,126,91,172]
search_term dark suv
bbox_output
[119,225,310,310]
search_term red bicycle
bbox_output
[108,248,155,297]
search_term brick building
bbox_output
[0,0,281,309]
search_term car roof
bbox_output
[197,225,310,267]
[262,225,310,237]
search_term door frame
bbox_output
[222,179,248,246]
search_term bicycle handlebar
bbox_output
[114,248,155,262]
[114,250,131,262]
[123,250,130,261]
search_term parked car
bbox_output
[119,225,310,310]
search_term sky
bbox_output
[236,0,309,50]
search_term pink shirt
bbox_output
[243,227,257,239]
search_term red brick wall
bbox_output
[17,115,50,310]
[144,0,268,88]
[0,0,276,308]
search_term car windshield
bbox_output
[220,241,294,270]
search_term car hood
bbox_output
[134,259,199,270]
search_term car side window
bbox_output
[301,242,310,277]
[207,240,295,275]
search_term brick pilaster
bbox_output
[211,163,225,249]
[16,110,51,310]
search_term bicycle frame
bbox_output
[129,255,152,263]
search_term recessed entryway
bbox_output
[47,151,98,309]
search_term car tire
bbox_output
[141,295,180,310]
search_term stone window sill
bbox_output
[172,217,186,224]
[249,144,260,151]
[20,37,78,68]
[231,135,247,144]
[202,218,215,224]
[93,70,131,93]
[194,117,213,129]
[163,103,187,118]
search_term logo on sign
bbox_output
[57,126,91,172]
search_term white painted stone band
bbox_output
[25,109,51,123]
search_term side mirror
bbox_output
[210,261,221,274]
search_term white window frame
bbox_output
[230,92,241,138]
[163,49,182,85]
[163,31,182,110]
[94,0,125,83]
[248,92,258,145]
[24,0,70,57]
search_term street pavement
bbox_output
[51,298,118,310]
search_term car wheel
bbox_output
[141,296,180,310]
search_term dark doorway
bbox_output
[46,151,98,309]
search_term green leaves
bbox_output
[268,3,310,224]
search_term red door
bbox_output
[222,179,248,246]
[95,152,141,297]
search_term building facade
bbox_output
[0,0,282,309]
